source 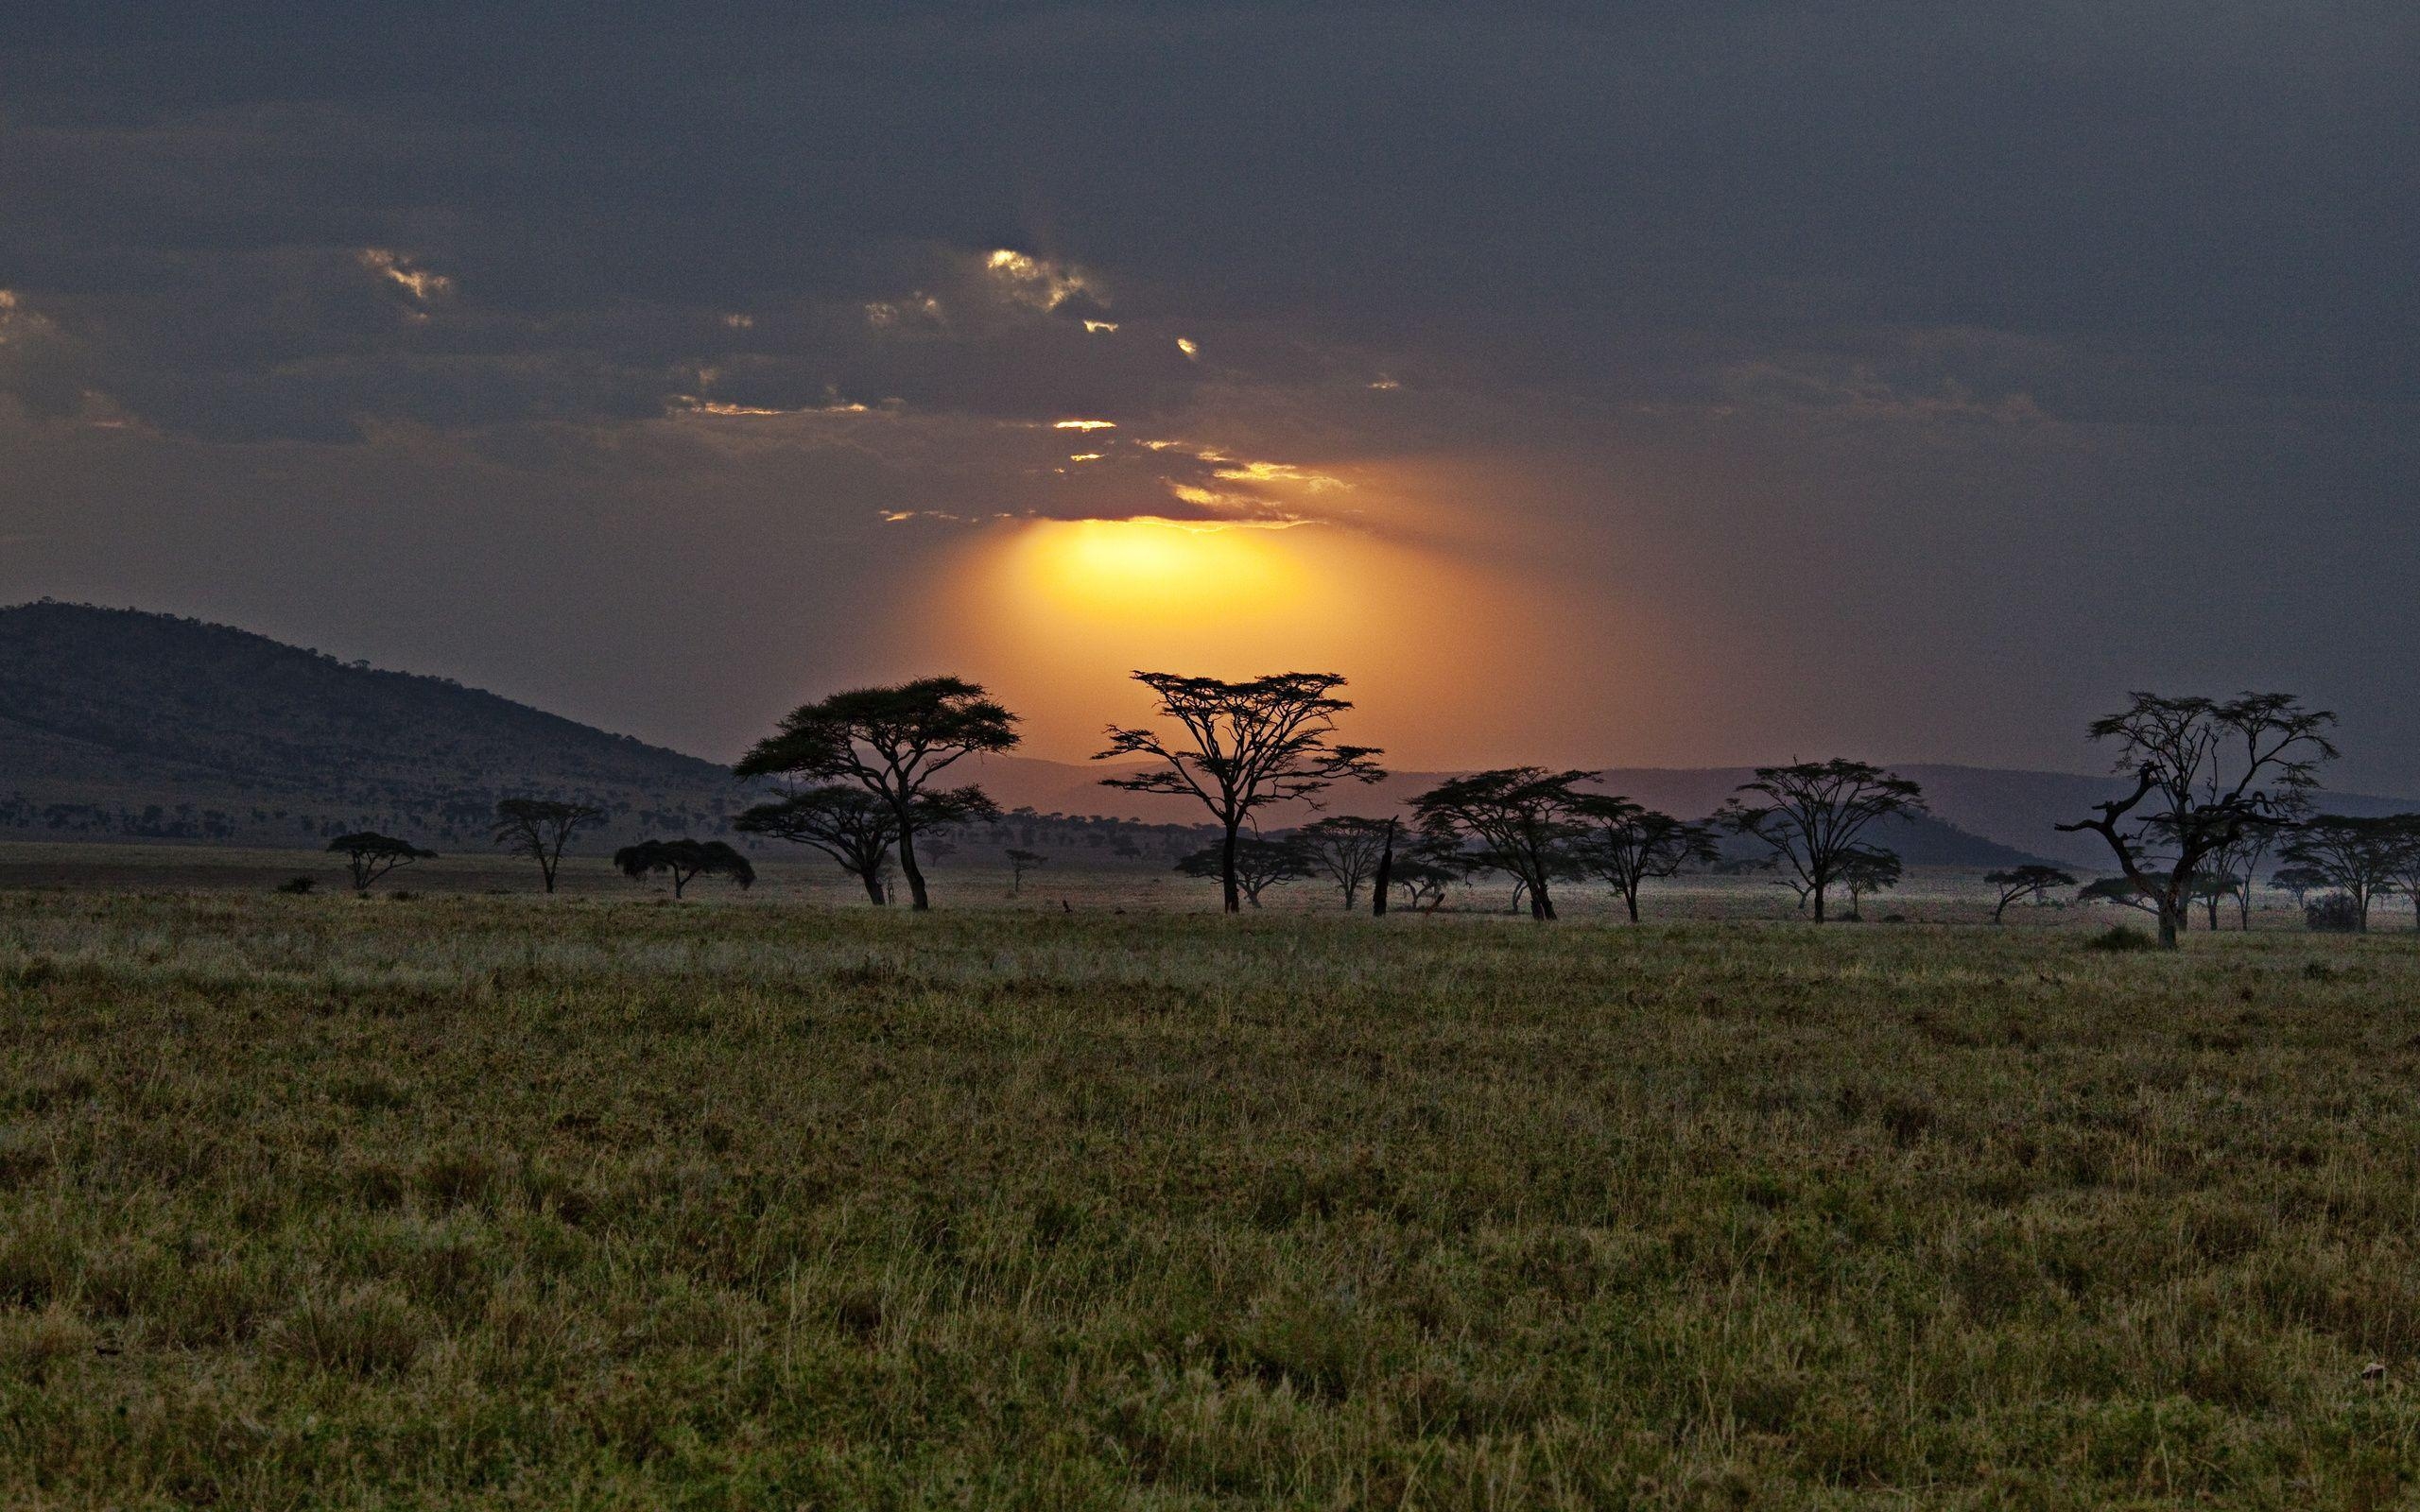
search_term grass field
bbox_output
[4,885,2419,1507]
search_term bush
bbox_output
[2085,925,2156,953]
[275,876,316,895]
[2306,894,2363,933]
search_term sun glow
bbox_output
[1014,518,1307,621]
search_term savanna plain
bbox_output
[4,868,2419,1508]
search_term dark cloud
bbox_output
[1,3,2415,783]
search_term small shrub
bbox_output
[388,890,419,902]
[275,876,316,895]
[2085,925,2156,953]
[2306,894,2363,934]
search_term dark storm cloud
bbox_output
[9,2,2411,440]
[2,3,2416,782]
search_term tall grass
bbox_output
[1,891,2416,1506]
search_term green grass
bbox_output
[3,891,2419,1506]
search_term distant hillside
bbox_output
[0,603,747,849]
[6,602,2407,870]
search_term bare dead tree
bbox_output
[492,798,606,893]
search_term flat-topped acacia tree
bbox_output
[734,785,909,905]
[1410,767,1597,921]
[1098,672,1383,913]
[1572,797,1718,922]
[2056,692,2336,948]
[327,832,436,892]
[736,677,1018,911]
[613,838,754,899]
[492,799,606,893]
[1718,759,1927,923]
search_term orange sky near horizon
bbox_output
[920,503,1675,770]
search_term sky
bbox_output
[4,3,2415,787]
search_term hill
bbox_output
[0,602,747,849]
[3,602,2407,869]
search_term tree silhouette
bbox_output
[2271,864,2330,909]
[1098,672,1382,913]
[735,678,1018,910]
[2379,816,2420,933]
[2079,873,2167,917]
[733,786,903,904]
[1174,836,1310,906]
[1388,841,1461,912]
[2056,692,2335,948]
[491,798,605,893]
[1291,816,1396,909]
[327,831,435,891]
[2279,815,2408,933]
[614,838,754,899]
[1572,798,1716,921]
[1984,864,2077,922]
[1410,767,1594,920]
[1718,760,1926,923]
[1836,847,1902,919]
[1005,848,1046,895]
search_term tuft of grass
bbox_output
[2084,922,2158,952]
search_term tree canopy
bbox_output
[1410,767,1595,920]
[1174,836,1310,907]
[2056,692,2335,947]
[613,838,754,899]
[2279,815,2408,933]
[735,677,1017,910]
[1983,864,2077,922]
[491,798,605,893]
[1571,797,1716,921]
[327,832,436,891]
[1098,671,1382,913]
[1718,759,1926,923]
[733,785,906,904]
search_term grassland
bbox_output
[3,885,2419,1507]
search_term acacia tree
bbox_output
[2079,874,2165,917]
[2206,792,2308,929]
[1410,767,1594,920]
[1098,672,1383,913]
[1985,864,2077,922]
[733,785,908,904]
[1291,816,1396,909]
[327,832,436,892]
[614,838,754,899]
[2279,815,2407,933]
[1174,836,1310,906]
[2055,693,2337,948]
[2381,816,2420,932]
[1717,760,1926,923]
[1571,798,1716,922]
[1837,847,1902,919]
[2271,864,2330,909]
[1005,848,1046,895]
[1390,848,1460,911]
[735,677,1018,911]
[491,798,605,893]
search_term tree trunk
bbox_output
[1531,875,1555,920]
[1623,885,1641,923]
[1811,884,1826,923]
[2157,902,2181,949]
[1219,823,1241,914]
[898,818,931,911]
[1371,825,1392,918]
[859,869,887,905]
[672,868,690,899]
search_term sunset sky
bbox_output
[5,5,2415,786]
